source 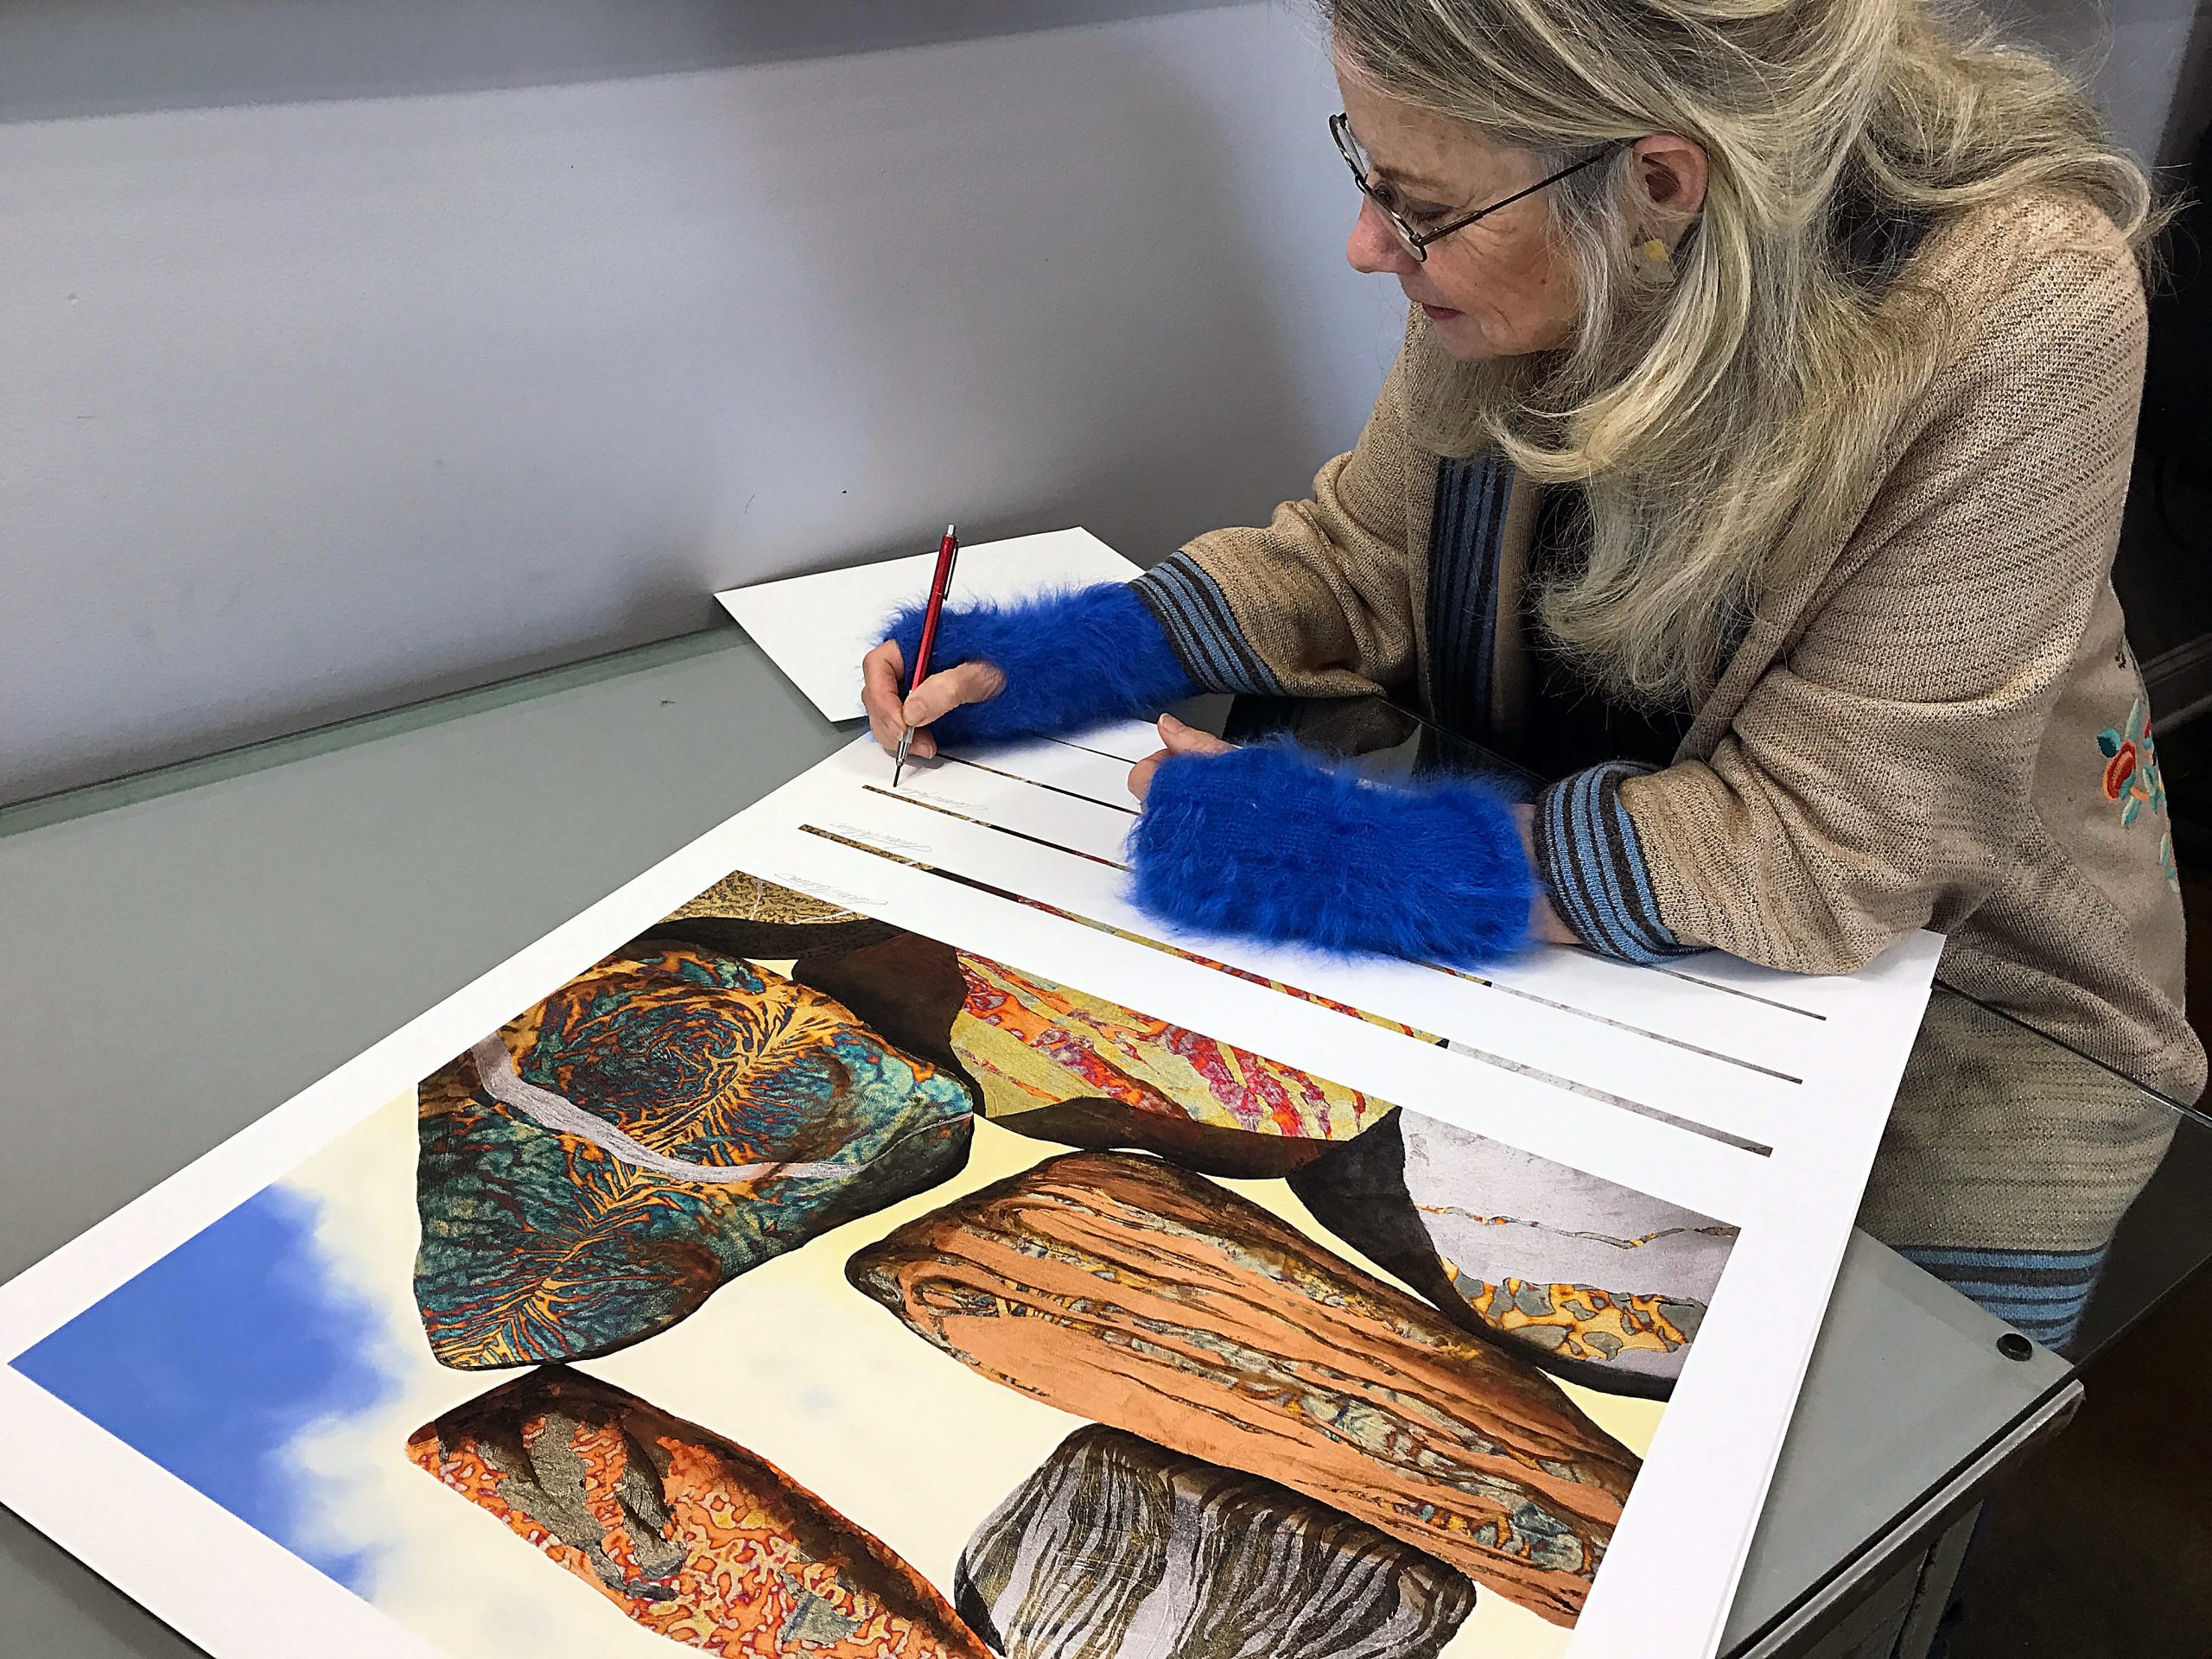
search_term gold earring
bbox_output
[1636,237,1671,266]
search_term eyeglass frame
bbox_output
[1330,111,1629,262]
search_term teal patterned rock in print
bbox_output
[415,938,972,1369]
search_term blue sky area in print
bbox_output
[11,1185,397,1592]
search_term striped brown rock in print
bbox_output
[846,1151,1638,1624]
[953,1424,1476,1658]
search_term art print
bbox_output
[13,867,1732,1658]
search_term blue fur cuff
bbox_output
[882,582,1196,746]
[1128,741,1537,965]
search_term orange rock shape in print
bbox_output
[950,955,1386,1177]
[408,1365,988,1657]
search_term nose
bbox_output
[1346,198,1418,277]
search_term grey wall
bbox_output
[1995,0,2208,165]
[0,2,1268,118]
[0,2,1406,804]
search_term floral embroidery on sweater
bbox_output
[2097,700,2177,888]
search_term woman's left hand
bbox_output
[1128,716,1580,949]
[1128,712,1235,800]
[1512,803,1581,946]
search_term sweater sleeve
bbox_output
[1610,206,2148,973]
[1131,312,1429,700]
[1128,741,1536,967]
[882,582,1196,747]
[1530,761,1700,964]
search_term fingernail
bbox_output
[1159,712,1185,732]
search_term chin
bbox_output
[1424,310,1498,363]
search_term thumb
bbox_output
[1157,711,1236,757]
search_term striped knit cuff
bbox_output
[1532,761,1697,964]
[1897,1245,2107,1351]
[1131,552,1287,696]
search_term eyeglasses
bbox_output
[1331,112,1625,262]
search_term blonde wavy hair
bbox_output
[1327,0,2158,705]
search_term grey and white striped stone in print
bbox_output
[1292,1110,1737,1399]
[952,1425,1476,1659]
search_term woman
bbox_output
[861,0,2201,1338]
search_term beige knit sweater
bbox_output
[1130,190,2201,1278]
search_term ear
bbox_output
[1630,133,1709,230]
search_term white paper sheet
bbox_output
[0,719,1941,1659]
[715,526,1143,721]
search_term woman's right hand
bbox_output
[861,639,1007,760]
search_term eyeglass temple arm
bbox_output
[1409,141,1630,251]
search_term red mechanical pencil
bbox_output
[893,524,959,788]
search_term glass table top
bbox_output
[3,628,2205,1657]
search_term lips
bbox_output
[1418,302,1462,321]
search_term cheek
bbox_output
[1432,239,1579,352]
[1419,253,1495,317]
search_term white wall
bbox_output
[0,3,1405,804]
